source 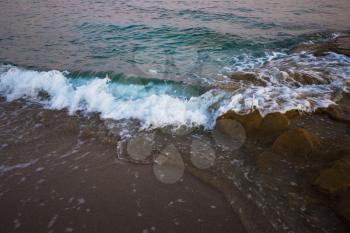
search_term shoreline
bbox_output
[1,93,350,232]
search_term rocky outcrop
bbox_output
[291,35,350,57]
[319,104,350,124]
[317,93,350,125]
[337,190,350,224]
[334,36,350,56]
[314,154,350,194]
[272,128,320,157]
[229,71,267,86]
[260,112,290,133]
[285,109,301,119]
[37,89,50,100]
[218,110,263,132]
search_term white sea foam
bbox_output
[0,65,215,128]
[217,51,350,116]
[0,159,38,174]
[0,50,349,129]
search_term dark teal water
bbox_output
[1,0,349,79]
[1,0,350,129]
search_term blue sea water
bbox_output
[1,0,350,128]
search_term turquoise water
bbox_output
[1,0,350,128]
[1,0,349,77]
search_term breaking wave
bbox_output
[0,50,349,129]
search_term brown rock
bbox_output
[289,71,330,85]
[285,109,301,119]
[336,190,350,224]
[219,110,262,132]
[314,155,350,194]
[101,136,119,145]
[213,119,246,151]
[321,104,350,124]
[62,119,79,134]
[36,110,54,123]
[256,150,302,193]
[308,148,348,164]
[229,71,266,86]
[334,36,350,57]
[272,128,320,157]
[260,112,289,133]
[291,35,350,57]
[80,127,98,139]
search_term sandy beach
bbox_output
[0,98,246,233]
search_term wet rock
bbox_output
[257,150,300,192]
[285,109,301,119]
[80,125,119,145]
[37,89,50,100]
[260,112,289,133]
[336,190,350,224]
[291,35,350,57]
[87,111,102,123]
[101,135,119,145]
[334,36,350,57]
[62,119,79,134]
[36,110,51,123]
[287,192,323,214]
[213,119,246,151]
[314,155,350,194]
[80,127,98,139]
[319,104,350,124]
[288,71,330,85]
[272,128,320,157]
[104,118,121,137]
[219,110,262,132]
[308,148,348,165]
[229,71,266,86]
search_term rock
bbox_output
[308,148,348,165]
[213,119,246,151]
[320,104,350,124]
[219,110,262,132]
[104,118,122,137]
[101,135,119,145]
[336,190,350,224]
[314,155,350,194]
[62,119,79,134]
[37,89,50,100]
[36,110,51,123]
[80,127,98,139]
[289,71,330,85]
[272,128,320,157]
[291,35,350,57]
[260,112,289,133]
[229,71,266,86]
[316,91,350,123]
[285,110,301,119]
[334,36,350,57]
[257,150,302,192]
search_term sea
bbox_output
[1,0,350,131]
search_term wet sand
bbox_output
[0,98,246,233]
[2,94,350,233]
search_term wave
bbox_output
[0,49,349,129]
[0,65,218,129]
